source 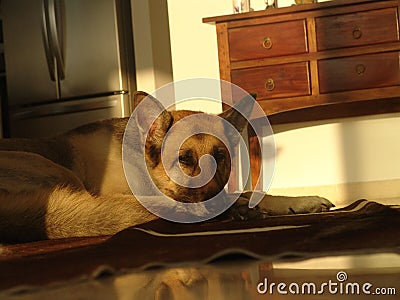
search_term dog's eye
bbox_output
[213,148,227,162]
[179,152,196,166]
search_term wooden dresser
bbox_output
[204,0,400,189]
[204,0,400,123]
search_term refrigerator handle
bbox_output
[46,0,66,80]
[11,99,119,120]
[41,0,56,81]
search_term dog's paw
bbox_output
[216,192,334,221]
[256,194,334,215]
[218,196,269,221]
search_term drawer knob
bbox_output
[355,64,366,75]
[262,37,273,49]
[352,27,362,39]
[265,78,275,91]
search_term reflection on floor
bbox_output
[3,254,399,300]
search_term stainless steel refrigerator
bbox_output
[1,0,136,137]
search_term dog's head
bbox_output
[134,92,254,203]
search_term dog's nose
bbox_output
[189,154,217,188]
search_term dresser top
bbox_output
[203,0,398,23]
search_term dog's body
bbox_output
[0,92,332,243]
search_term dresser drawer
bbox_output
[318,52,400,94]
[231,62,310,100]
[228,20,308,62]
[316,8,399,51]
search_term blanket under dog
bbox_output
[0,199,399,291]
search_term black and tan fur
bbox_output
[0,92,332,243]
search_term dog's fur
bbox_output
[0,92,332,243]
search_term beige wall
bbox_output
[268,113,400,205]
[131,0,173,93]
[135,0,400,203]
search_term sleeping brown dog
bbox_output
[0,92,332,242]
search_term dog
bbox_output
[0,92,333,242]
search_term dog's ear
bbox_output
[135,93,173,150]
[133,91,150,110]
[218,93,256,144]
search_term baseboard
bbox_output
[268,178,400,207]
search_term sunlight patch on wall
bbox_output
[263,113,400,190]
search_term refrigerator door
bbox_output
[9,94,129,138]
[60,0,129,98]
[2,0,59,105]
